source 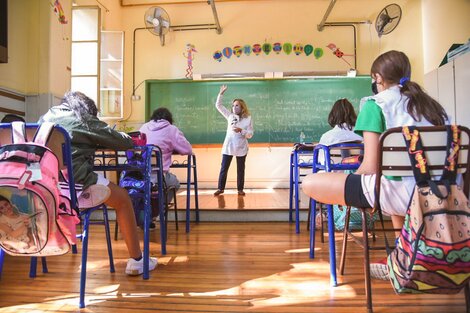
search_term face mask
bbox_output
[371,81,378,95]
[232,106,241,115]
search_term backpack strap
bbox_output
[440,125,460,184]
[402,126,431,186]
[33,122,55,145]
[11,121,27,144]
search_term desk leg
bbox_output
[289,153,294,223]
[327,204,338,286]
[309,198,316,259]
[294,151,300,234]
[192,155,200,223]
[186,156,192,233]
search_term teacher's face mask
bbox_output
[232,101,242,115]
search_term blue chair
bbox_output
[308,142,363,287]
[289,143,315,234]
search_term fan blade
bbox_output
[154,7,162,18]
[154,25,161,35]
[146,15,154,25]
[161,19,170,28]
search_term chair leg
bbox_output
[29,257,37,278]
[0,249,4,279]
[465,283,470,313]
[102,206,115,273]
[79,210,92,309]
[309,198,316,259]
[173,189,179,231]
[340,206,352,275]
[361,209,373,313]
[320,204,325,244]
[41,257,48,273]
[114,219,119,241]
[307,198,311,231]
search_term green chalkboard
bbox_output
[145,77,371,144]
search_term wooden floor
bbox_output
[175,188,311,210]
[0,221,467,312]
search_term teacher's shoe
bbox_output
[370,257,389,280]
[213,189,224,196]
[238,190,246,196]
[126,256,158,276]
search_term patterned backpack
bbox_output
[387,125,470,294]
[0,122,79,256]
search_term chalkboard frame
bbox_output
[145,77,371,145]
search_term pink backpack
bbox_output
[0,122,79,256]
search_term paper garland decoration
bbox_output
[243,45,252,56]
[262,43,272,55]
[212,42,327,61]
[304,44,313,56]
[293,43,303,56]
[222,47,233,59]
[253,44,262,56]
[283,43,292,55]
[314,48,324,59]
[213,50,223,62]
[233,46,242,57]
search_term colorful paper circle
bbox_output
[233,45,242,57]
[243,45,252,56]
[304,44,313,56]
[253,44,262,56]
[273,42,282,54]
[262,43,272,55]
[213,50,223,62]
[222,47,233,59]
[283,43,292,55]
[314,47,324,59]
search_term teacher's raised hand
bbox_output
[219,85,228,95]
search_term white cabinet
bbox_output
[455,52,470,129]
[424,52,470,128]
[100,31,123,118]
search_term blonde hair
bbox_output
[233,99,250,118]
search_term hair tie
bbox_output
[399,77,410,86]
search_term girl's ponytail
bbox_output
[401,80,448,125]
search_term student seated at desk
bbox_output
[139,107,193,191]
[319,98,363,146]
[302,50,448,281]
[39,91,157,276]
[317,98,363,164]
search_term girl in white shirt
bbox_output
[214,85,254,196]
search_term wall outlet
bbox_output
[131,94,141,101]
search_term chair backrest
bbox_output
[313,142,364,172]
[377,125,470,203]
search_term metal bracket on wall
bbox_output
[317,0,370,70]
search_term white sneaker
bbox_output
[125,256,158,276]
[77,185,111,209]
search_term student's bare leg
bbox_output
[391,215,405,237]
[105,182,141,259]
[302,172,349,206]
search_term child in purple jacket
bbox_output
[139,108,193,190]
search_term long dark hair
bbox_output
[151,107,173,124]
[328,98,357,130]
[61,91,98,122]
[371,50,447,125]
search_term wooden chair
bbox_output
[0,123,114,308]
[338,125,470,313]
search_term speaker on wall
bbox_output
[0,0,8,63]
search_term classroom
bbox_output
[0,0,469,312]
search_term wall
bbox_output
[0,0,72,121]
[422,0,470,74]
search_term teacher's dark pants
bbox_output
[217,154,247,191]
